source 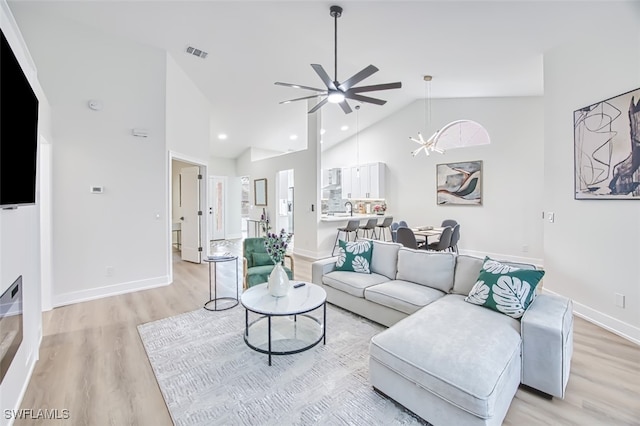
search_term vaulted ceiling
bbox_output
[10,1,638,158]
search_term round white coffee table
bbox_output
[240,282,327,366]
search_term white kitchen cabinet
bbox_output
[341,162,385,199]
[368,162,384,198]
[341,167,354,198]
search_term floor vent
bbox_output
[186,46,208,59]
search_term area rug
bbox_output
[137,304,429,426]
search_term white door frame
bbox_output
[39,138,53,311]
[167,151,208,281]
[209,176,226,241]
[276,169,294,234]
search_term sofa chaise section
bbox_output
[370,295,522,426]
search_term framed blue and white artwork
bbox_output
[436,161,482,205]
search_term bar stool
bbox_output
[358,218,378,239]
[332,219,361,256]
[375,216,393,241]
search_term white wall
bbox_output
[209,156,236,177]
[543,15,640,342]
[323,96,545,264]
[166,55,211,162]
[0,1,51,422]
[12,7,169,306]
[237,105,321,258]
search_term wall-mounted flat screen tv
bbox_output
[0,27,39,208]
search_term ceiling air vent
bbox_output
[186,46,208,59]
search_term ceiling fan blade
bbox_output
[279,94,326,104]
[339,100,352,114]
[344,93,386,106]
[311,64,337,90]
[338,65,378,91]
[274,82,326,92]
[347,82,402,93]
[308,98,329,114]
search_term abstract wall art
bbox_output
[436,161,482,205]
[574,87,640,200]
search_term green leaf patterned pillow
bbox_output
[465,257,545,319]
[335,240,373,274]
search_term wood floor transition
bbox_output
[14,240,640,425]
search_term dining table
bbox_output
[411,226,445,246]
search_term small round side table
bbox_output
[203,255,239,311]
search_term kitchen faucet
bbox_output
[345,201,353,216]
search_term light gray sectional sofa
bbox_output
[311,239,573,426]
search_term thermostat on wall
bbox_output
[90,186,104,194]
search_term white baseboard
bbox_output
[460,249,543,268]
[225,232,243,240]
[543,288,640,346]
[7,333,40,426]
[52,275,170,308]
[292,247,323,260]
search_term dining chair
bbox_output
[398,220,409,228]
[427,226,453,252]
[390,222,400,242]
[449,224,461,253]
[396,227,426,250]
[441,219,458,228]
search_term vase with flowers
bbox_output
[373,203,387,215]
[264,228,293,297]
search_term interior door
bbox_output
[209,176,225,241]
[180,166,201,263]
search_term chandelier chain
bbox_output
[356,105,360,173]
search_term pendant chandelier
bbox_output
[410,75,442,157]
[355,104,361,177]
[410,75,491,157]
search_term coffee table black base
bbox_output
[243,302,327,366]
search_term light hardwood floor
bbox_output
[16,240,640,425]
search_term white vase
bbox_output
[268,262,290,297]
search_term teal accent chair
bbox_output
[242,238,294,289]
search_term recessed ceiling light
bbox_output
[289,134,298,140]
[341,125,349,131]
[321,128,326,135]
[218,134,228,140]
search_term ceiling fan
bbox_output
[275,5,402,115]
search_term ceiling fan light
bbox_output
[327,92,345,104]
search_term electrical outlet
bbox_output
[522,245,529,253]
[106,266,114,277]
[548,212,555,223]
[615,293,625,308]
